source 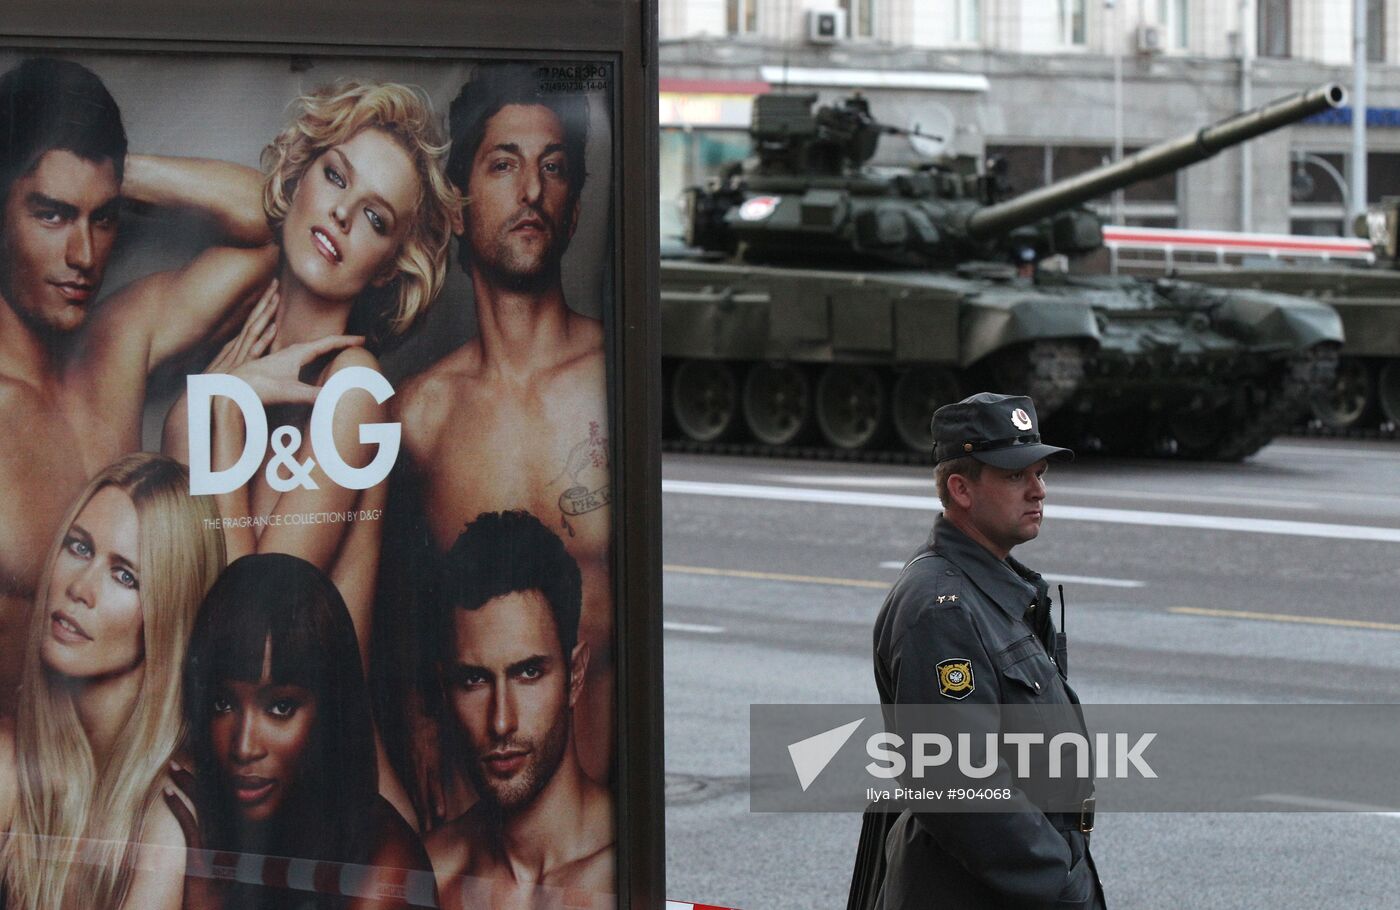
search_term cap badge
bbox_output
[1011,408,1033,431]
[936,659,975,699]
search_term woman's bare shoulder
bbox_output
[121,794,188,910]
[141,786,189,849]
[326,343,382,375]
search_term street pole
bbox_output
[1352,0,1368,224]
[1109,0,1124,224]
[1239,0,1253,231]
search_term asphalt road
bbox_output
[662,437,1400,909]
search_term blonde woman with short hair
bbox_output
[0,453,226,910]
[163,80,460,828]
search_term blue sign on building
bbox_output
[1305,106,1400,127]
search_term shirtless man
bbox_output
[396,63,612,784]
[0,57,275,710]
[426,511,614,909]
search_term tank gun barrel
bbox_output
[966,83,1346,241]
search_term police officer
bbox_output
[871,392,1105,910]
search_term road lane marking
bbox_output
[1169,606,1400,633]
[1049,487,1316,510]
[1265,444,1396,461]
[662,479,1400,543]
[1252,793,1400,816]
[765,473,929,488]
[663,621,727,635]
[876,561,1146,588]
[1042,573,1145,589]
[665,564,887,589]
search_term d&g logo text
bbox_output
[186,366,400,496]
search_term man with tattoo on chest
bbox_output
[0,58,274,712]
[395,64,612,784]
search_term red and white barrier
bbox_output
[1102,224,1375,261]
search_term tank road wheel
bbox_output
[671,359,740,443]
[1377,361,1400,427]
[983,340,1087,419]
[1310,357,1375,430]
[892,367,960,453]
[815,364,888,450]
[742,362,812,446]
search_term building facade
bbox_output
[659,0,1400,241]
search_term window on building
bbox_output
[955,0,981,43]
[1368,0,1385,62]
[1157,0,1189,50]
[986,143,1178,226]
[839,0,876,38]
[726,0,758,35]
[1287,150,1400,236]
[1288,151,1346,237]
[1058,0,1087,46]
[1257,0,1290,58]
[1367,151,1400,203]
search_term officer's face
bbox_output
[961,459,1048,557]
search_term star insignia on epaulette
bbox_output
[936,595,958,604]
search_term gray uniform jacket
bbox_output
[872,515,1105,910]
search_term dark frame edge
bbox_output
[614,0,666,907]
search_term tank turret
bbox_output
[686,84,1345,268]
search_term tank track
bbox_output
[1176,344,1339,461]
[661,340,1092,464]
[983,339,1087,417]
[661,346,1346,463]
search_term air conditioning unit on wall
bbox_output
[1136,23,1163,54]
[807,8,846,44]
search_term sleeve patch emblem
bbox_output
[936,659,975,699]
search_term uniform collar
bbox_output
[929,515,1044,621]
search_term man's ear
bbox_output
[567,639,591,708]
[451,200,467,237]
[947,472,976,512]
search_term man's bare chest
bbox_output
[0,405,91,592]
[421,400,611,555]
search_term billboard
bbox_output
[0,12,658,905]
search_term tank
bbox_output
[1185,199,1400,433]
[661,84,1347,459]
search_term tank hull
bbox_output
[1188,266,1400,431]
[660,260,1343,459]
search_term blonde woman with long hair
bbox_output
[0,453,226,909]
[164,80,459,828]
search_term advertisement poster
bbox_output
[0,48,616,909]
